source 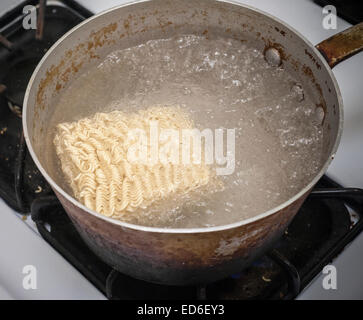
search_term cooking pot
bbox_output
[23,0,363,285]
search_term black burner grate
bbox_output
[0,0,363,300]
[29,176,363,300]
[0,0,91,212]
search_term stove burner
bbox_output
[1,56,42,108]
[0,0,91,212]
[29,177,363,300]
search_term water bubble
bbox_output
[264,47,281,67]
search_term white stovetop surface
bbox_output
[0,0,362,300]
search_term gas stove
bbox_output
[0,0,362,300]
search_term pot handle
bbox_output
[316,22,363,68]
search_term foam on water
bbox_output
[50,35,324,228]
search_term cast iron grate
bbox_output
[0,0,91,213]
[30,176,363,300]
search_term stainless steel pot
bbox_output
[23,0,363,285]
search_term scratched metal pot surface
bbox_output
[23,0,363,285]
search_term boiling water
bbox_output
[49,35,324,228]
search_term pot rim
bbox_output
[22,0,344,234]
